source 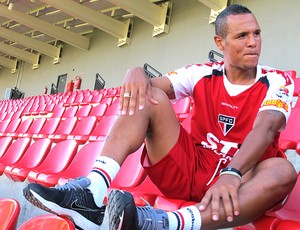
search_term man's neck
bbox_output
[224,67,257,85]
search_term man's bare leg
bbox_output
[100,87,181,165]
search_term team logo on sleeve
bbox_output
[271,86,289,101]
[218,114,235,136]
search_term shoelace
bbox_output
[55,177,90,191]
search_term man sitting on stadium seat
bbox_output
[23,4,297,230]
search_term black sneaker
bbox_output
[108,190,169,230]
[23,177,105,230]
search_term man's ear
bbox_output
[214,35,225,51]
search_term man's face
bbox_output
[220,14,262,70]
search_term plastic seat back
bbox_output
[70,116,97,136]
[0,119,10,132]
[4,139,53,182]
[31,117,61,140]
[51,106,65,118]
[171,97,192,114]
[7,118,33,137]
[62,106,78,118]
[50,117,77,136]
[109,144,146,190]
[104,102,119,116]
[0,198,20,230]
[27,140,78,183]
[89,103,107,118]
[21,118,47,137]
[57,141,104,185]
[293,77,300,97]
[278,107,300,152]
[0,137,13,158]
[0,118,22,135]
[0,138,31,174]
[75,104,92,118]
[89,115,117,141]
[18,214,75,230]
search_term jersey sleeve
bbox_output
[259,71,294,126]
[165,63,215,100]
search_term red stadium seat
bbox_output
[89,103,108,120]
[26,140,78,186]
[285,70,297,79]
[4,139,53,182]
[0,198,20,230]
[90,93,104,104]
[276,220,300,230]
[293,77,300,97]
[0,137,13,158]
[171,97,192,114]
[88,115,117,141]
[65,116,97,144]
[46,141,104,186]
[0,119,11,132]
[0,137,32,175]
[0,118,22,138]
[80,93,93,105]
[104,102,119,116]
[18,214,75,230]
[47,117,77,143]
[100,97,113,106]
[75,104,92,118]
[51,106,65,118]
[124,176,163,207]
[18,118,47,138]
[61,106,78,118]
[278,107,300,153]
[32,117,61,140]
[109,144,146,190]
[5,118,33,139]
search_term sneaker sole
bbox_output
[23,186,100,230]
[107,190,137,230]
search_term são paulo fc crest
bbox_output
[218,114,235,136]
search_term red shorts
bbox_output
[141,125,228,202]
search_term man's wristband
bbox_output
[220,167,242,179]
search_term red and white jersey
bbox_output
[166,61,294,160]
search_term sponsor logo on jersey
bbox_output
[262,99,288,112]
[218,114,235,136]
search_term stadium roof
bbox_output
[0,0,226,72]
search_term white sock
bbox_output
[87,156,120,207]
[167,205,202,230]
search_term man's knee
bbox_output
[257,158,297,192]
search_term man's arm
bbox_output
[229,109,285,174]
[199,109,286,222]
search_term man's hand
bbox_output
[119,67,158,116]
[199,175,241,222]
